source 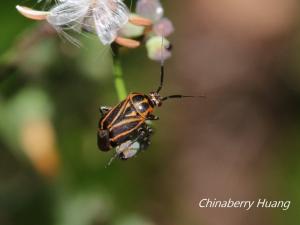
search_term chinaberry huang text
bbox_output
[198,198,290,211]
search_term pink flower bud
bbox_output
[153,18,174,37]
[136,0,164,22]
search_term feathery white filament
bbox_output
[93,0,129,44]
[47,0,129,45]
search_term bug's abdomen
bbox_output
[99,99,126,129]
[109,118,144,147]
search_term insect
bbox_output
[97,52,203,160]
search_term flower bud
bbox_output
[119,14,145,38]
[136,0,164,22]
[146,36,171,61]
[153,18,174,37]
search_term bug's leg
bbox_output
[146,126,153,134]
[99,106,112,117]
[135,123,153,151]
[147,114,159,121]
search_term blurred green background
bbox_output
[1,1,300,225]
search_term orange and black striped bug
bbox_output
[97,53,204,160]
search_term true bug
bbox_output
[97,49,202,160]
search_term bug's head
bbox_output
[148,92,163,107]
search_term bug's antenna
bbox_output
[162,95,206,101]
[156,35,165,93]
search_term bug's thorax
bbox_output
[129,93,157,118]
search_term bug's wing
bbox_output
[93,0,129,45]
[47,0,89,28]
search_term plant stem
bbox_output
[112,46,127,101]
